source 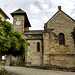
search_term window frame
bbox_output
[59,33,65,45]
[37,42,40,52]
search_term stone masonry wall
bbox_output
[47,11,75,53]
[50,54,75,68]
[26,40,43,66]
[43,10,75,68]
[13,15,25,34]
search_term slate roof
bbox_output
[24,30,44,35]
[24,30,44,40]
[26,34,43,40]
[11,8,26,15]
[11,8,31,27]
[0,8,10,19]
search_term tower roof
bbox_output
[0,8,10,19]
[11,8,26,16]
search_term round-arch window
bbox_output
[59,33,65,45]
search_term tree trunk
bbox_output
[0,51,3,70]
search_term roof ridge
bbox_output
[11,8,26,16]
[45,10,59,24]
[16,8,26,13]
[61,10,75,22]
[46,10,75,24]
[0,8,10,19]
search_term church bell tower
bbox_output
[11,8,31,34]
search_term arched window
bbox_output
[37,42,40,52]
[59,33,65,45]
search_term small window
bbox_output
[59,33,65,45]
[37,42,40,52]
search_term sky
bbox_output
[0,0,75,30]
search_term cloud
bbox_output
[0,0,75,30]
[29,4,41,14]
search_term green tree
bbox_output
[0,17,27,69]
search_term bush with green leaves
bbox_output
[0,70,5,75]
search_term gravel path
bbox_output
[5,66,75,75]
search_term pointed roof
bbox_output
[0,8,10,19]
[11,8,26,16]
[46,6,75,24]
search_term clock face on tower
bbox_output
[16,21,20,25]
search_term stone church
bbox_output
[10,6,75,70]
[1,6,74,70]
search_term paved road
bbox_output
[5,66,75,75]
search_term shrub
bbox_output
[0,70,5,75]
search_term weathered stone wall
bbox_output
[47,11,75,53]
[43,10,75,68]
[13,15,25,34]
[50,54,75,68]
[26,40,43,66]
